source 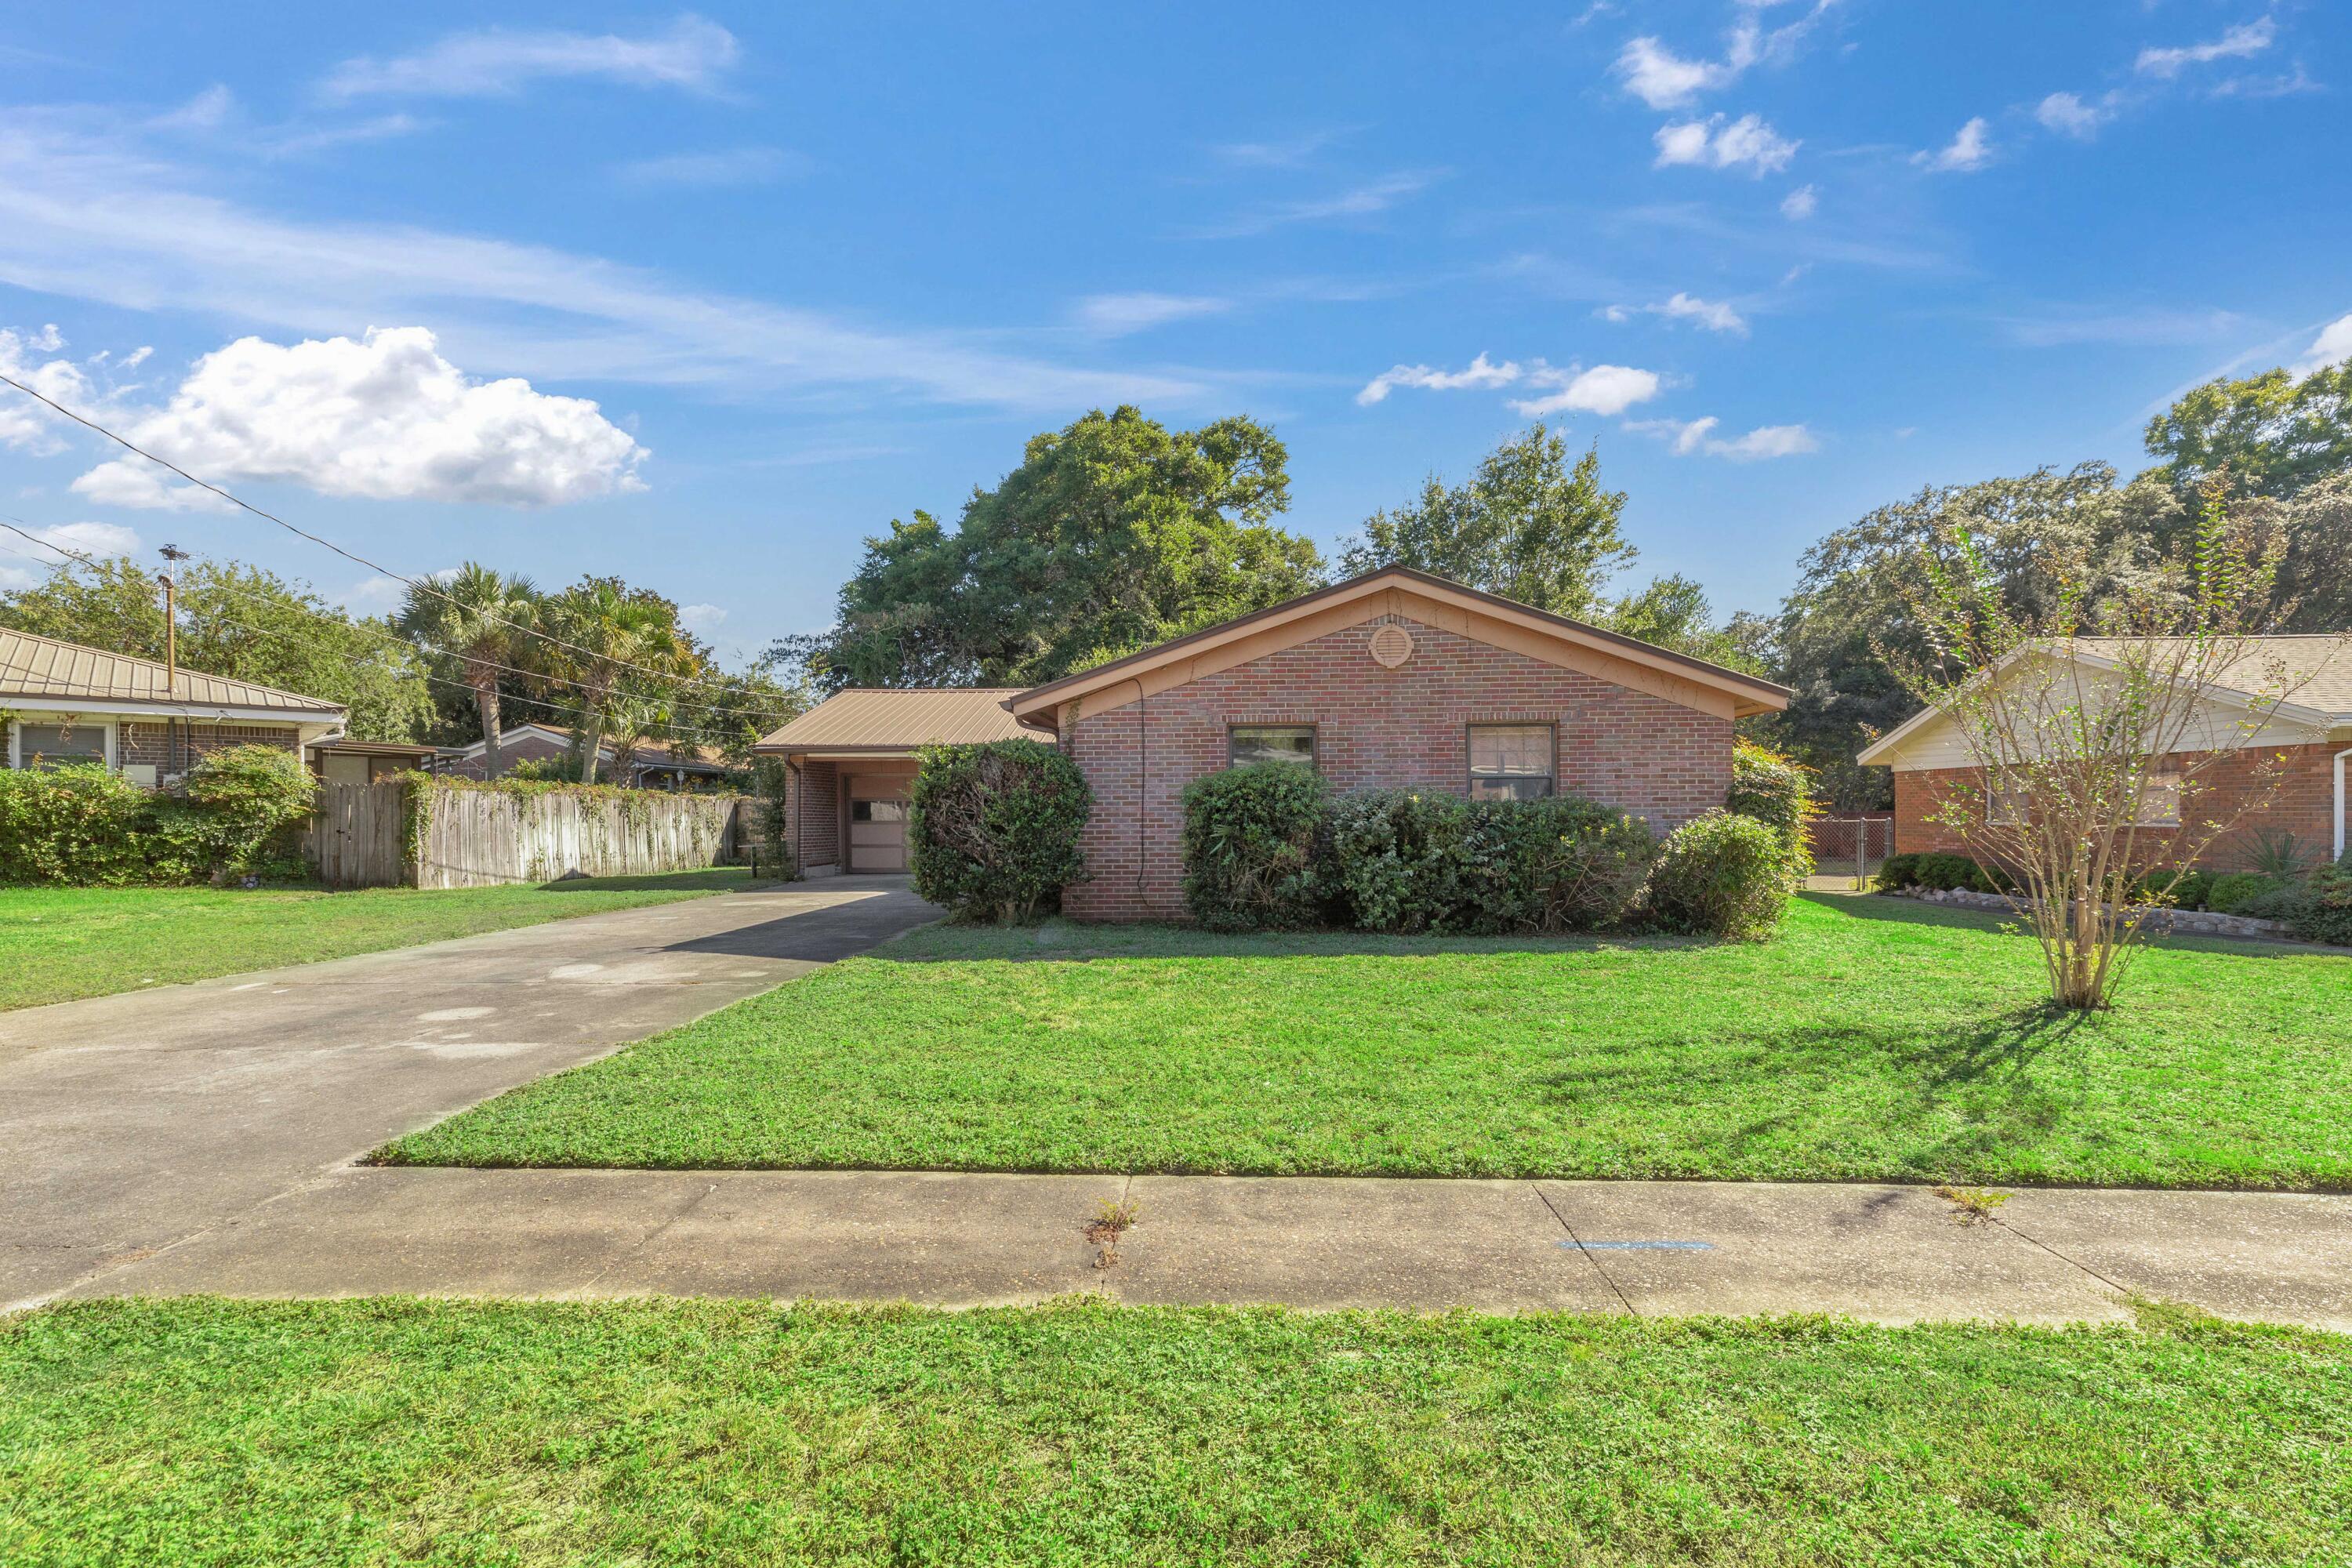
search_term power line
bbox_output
[0,370,789,702]
[0,524,790,751]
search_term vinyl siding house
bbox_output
[1858,634,2352,866]
[2,626,347,782]
[756,568,1791,913]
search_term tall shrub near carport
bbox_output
[908,740,1092,922]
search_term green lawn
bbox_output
[4,1298,2345,1566]
[0,869,769,1011]
[385,895,2352,1189]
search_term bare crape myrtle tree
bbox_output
[1898,490,2309,1010]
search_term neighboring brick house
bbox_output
[751,572,1786,902]
[437,722,732,789]
[1858,635,2352,869]
[2,626,347,783]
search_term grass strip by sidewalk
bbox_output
[383,895,2352,1190]
[4,1297,2346,1566]
[0,869,768,1011]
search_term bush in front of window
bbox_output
[0,763,160,885]
[1323,789,1477,933]
[1179,761,1328,931]
[1646,810,1792,942]
[162,744,319,881]
[908,739,1091,923]
[1461,796,1659,933]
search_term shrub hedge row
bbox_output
[1875,847,2352,946]
[0,746,318,887]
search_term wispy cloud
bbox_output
[1073,293,1232,337]
[1356,351,1523,405]
[1207,128,1358,170]
[1994,305,2246,348]
[1186,169,1442,239]
[2136,16,2274,79]
[1629,415,1817,459]
[1602,292,1750,336]
[1610,2,1837,108]
[321,14,739,100]
[1913,117,1991,172]
[2293,313,2352,373]
[1780,183,1818,220]
[2034,92,2111,140]
[0,122,1211,412]
[613,147,808,189]
[1653,114,1798,176]
[1353,353,1662,418]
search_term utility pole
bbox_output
[159,544,190,777]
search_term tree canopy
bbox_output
[795,407,1326,689]
[2143,362,2352,499]
[1339,424,1634,618]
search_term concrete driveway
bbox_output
[0,877,936,1307]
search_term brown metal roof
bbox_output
[754,688,1035,752]
[0,626,346,714]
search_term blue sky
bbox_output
[2,2,2346,667]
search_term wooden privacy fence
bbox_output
[308,780,752,889]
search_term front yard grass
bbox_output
[384,894,2352,1189]
[0,869,768,1011]
[4,1298,2346,1566]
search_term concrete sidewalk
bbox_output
[56,1167,2352,1330]
[0,879,938,1307]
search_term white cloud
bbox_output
[1616,36,1746,110]
[614,147,807,189]
[677,602,728,633]
[14,520,143,560]
[0,324,95,456]
[1780,183,1818,220]
[1630,414,1817,459]
[1602,292,1749,336]
[1510,363,1663,418]
[2034,92,2110,140]
[70,327,648,510]
[2136,16,2274,79]
[1074,293,1232,337]
[2297,313,2352,374]
[1189,170,1440,239]
[1357,351,1522,405]
[1209,129,1354,169]
[1653,114,1798,176]
[0,124,1208,412]
[322,15,739,99]
[1914,117,1992,172]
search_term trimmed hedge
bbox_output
[1181,763,1327,931]
[909,740,1091,924]
[2281,859,2352,946]
[2207,871,2281,916]
[0,745,317,887]
[1647,810,1791,942]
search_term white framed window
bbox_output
[1468,723,1555,800]
[7,717,117,771]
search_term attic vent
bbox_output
[1369,624,1414,669]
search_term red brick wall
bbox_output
[789,759,840,871]
[1061,613,1737,921]
[1891,741,2341,869]
[3,717,301,774]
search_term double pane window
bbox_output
[1468,724,1553,800]
[15,723,107,771]
[1230,725,1316,768]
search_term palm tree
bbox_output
[397,564,539,778]
[539,579,697,785]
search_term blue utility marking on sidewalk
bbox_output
[1563,1240,1717,1251]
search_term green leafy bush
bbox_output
[1180,763,1327,931]
[909,740,1090,923]
[2154,869,2213,911]
[2281,859,2352,947]
[1913,853,1990,893]
[1875,852,1921,891]
[1323,789,1475,934]
[1726,739,1815,884]
[1646,810,1790,941]
[2207,871,2282,916]
[176,744,318,879]
[1461,796,1659,933]
[0,764,159,885]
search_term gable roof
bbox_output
[1856,633,2352,767]
[1004,567,1791,725]
[0,626,345,717]
[754,688,1035,753]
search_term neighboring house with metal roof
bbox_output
[753,688,1035,873]
[437,722,736,790]
[1857,633,2352,863]
[2,626,347,784]
[754,568,1791,905]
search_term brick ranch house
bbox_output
[1,626,362,782]
[1857,634,2352,866]
[757,568,1791,916]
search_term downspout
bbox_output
[2336,746,2351,862]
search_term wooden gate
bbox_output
[308,781,407,888]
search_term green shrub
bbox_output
[1875,852,1922,891]
[1646,810,1790,941]
[1726,739,1815,884]
[2158,869,2213,911]
[1323,789,1475,933]
[1913,853,1985,893]
[0,764,160,885]
[1181,763,1328,931]
[909,740,1090,923]
[176,744,318,880]
[2207,871,2282,916]
[2281,859,2352,947]
[1465,796,1659,933]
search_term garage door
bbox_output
[846,779,909,872]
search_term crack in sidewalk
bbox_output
[1532,1183,1635,1314]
